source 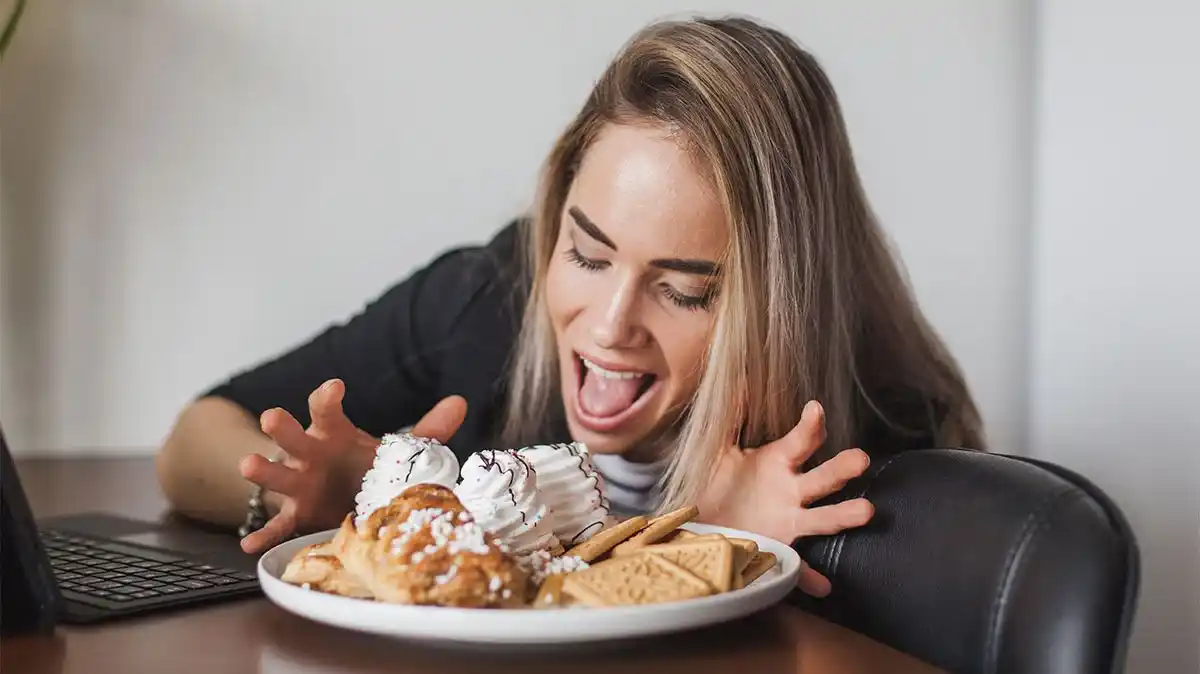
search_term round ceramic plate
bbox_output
[257,522,800,645]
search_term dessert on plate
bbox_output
[453,449,562,557]
[333,483,528,608]
[279,434,780,609]
[353,433,460,528]
[515,442,615,547]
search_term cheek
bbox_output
[658,317,715,386]
[544,257,585,329]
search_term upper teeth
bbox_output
[581,357,642,380]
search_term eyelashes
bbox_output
[563,247,716,312]
[564,247,606,272]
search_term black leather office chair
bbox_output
[792,448,1140,674]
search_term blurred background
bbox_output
[1,1,1195,671]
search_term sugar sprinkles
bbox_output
[388,504,497,562]
[434,564,459,586]
[518,550,589,585]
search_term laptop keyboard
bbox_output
[40,529,258,608]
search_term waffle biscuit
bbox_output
[740,551,778,585]
[533,573,567,609]
[638,537,735,592]
[658,528,699,545]
[562,553,713,607]
[610,506,699,556]
[565,515,648,562]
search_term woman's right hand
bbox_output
[236,378,468,554]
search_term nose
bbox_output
[589,277,647,349]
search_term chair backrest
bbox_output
[792,448,1140,674]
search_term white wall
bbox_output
[1030,1,1200,671]
[0,0,1029,457]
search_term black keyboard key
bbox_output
[172,569,203,577]
[157,585,187,594]
[179,579,212,590]
[111,584,143,594]
[206,575,240,586]
[131,590,160,599]
[108,593,133,602]
[91,581,125,591]
[90,542,182,564]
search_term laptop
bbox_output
[0,425,261,634]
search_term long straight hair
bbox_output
[501,15,984,511]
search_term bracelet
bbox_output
[238,451,283,538]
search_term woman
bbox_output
[155,15,984,598]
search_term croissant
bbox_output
[330,483,528,608]
[281,541,374,599]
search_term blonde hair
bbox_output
[501,15,984,511]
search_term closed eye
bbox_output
[565,247,608,271]
[662,284,716,311]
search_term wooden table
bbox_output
[3,457,945,674]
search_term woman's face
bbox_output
[545,123,728,460]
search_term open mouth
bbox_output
[572,353,660,433]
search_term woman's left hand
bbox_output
[696,400,874,597]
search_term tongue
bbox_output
[579,370,644,418]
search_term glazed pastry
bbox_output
[280,541,374,599]
[332,483,528,608]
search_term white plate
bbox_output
[257,522,801,645]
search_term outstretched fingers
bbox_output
[799,448,870,505]
[795,498,874,537]
[240,507,296,554]
[239,453,303,497]
[411,395,468,443]
[260,407,315,459]
[796,561,833,598]
[308,379,356,438]
[769,400,828,469]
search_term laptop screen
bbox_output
[0,426,62,634]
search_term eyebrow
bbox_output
[568,205,721,277]
[568,206,618,249]
[651,258,720,276]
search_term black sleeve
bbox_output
[203,223,520,437]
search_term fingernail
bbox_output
[804,400,822,420]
